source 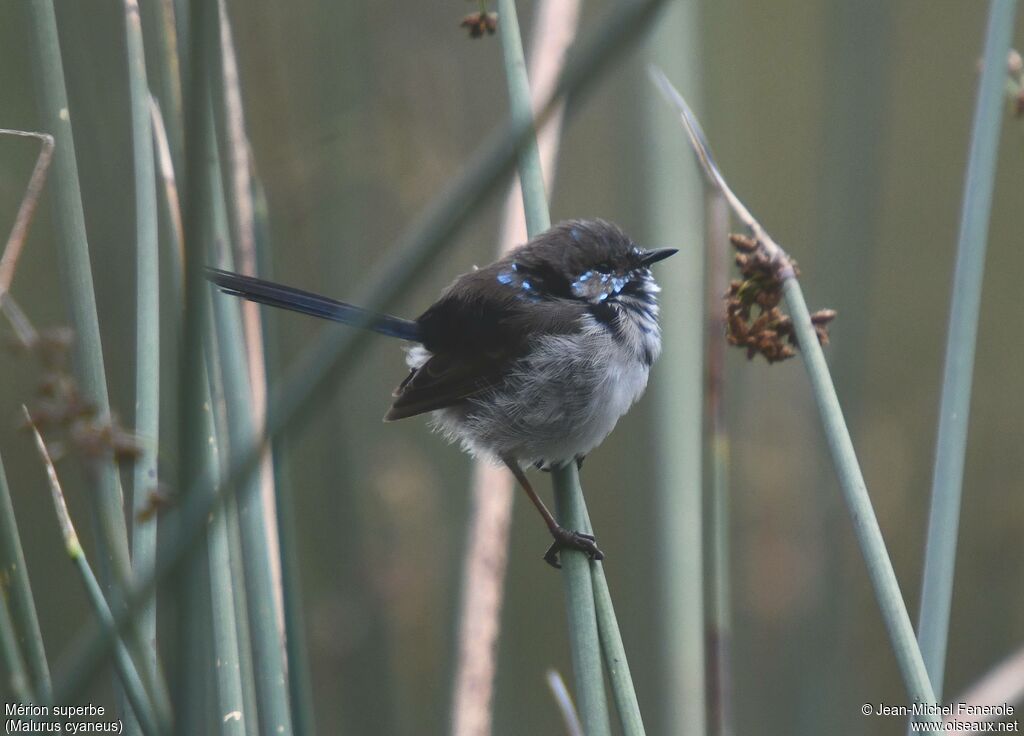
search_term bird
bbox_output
[208,219,676,567]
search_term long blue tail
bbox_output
[207,268,422,342]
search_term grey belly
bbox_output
[428,331,650,467]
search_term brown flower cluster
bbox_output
[725,233,836,363]
[460,11,497,38]
[15,327,144,465]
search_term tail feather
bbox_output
[207,268,422,342]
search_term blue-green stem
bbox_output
[25,0,133,601]
[207,8,293,731]
[175,0,219,725]
[652,70,940,721]
[52,0,670,703]
[0,591,32,702]
[199,364,248,735]
[704,193,732,736]
[644,4,706,733]
[123,1,162,723]
[0,453,51,702]
[915,0,1016,702]
[26,415,163,736]
[498,0,614,734]
[784,279,939,721]
[209,193,294,736]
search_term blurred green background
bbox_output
[0,1,1022,734]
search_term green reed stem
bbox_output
[26,0,133,601]
[51,0,669,703]
[784,279,940,720]
[0,453,51,702]
[174,0,218,726]
[209,192,293,736]
[650,70,940,723]
[123,1,162,719]
[915,0,1016,703]
[26,414,163,736]
[198,361,248,736]
[497,0,616,733]
[0,589,32,703]
[645,5,706,734]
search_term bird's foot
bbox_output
[543,526,604,569]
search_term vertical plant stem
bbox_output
[249,176,318,735]
[207,9,293,732]
[645,3,706,733]
[26,413,163,736]
[209,195,294,736]
[451,3,578,734]
[139,0,184,171]
[175,0,218,726]
[0,454,51,702]
[915,0,1016,702]
[0,589,32,703]
[651,71,940,721]
[704,193,733,736]
[52,0,670,703]
[25,0,132,596]
[546,670,584,736]
[783,279,939,718]
[123,0,162,718]
[497,1,610,734]
[590,561,643,735]
[551,484,610,736]
[199,370,248,735]
[497,0,550,235]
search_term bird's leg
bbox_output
[500,456,604,569]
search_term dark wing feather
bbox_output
[383,351,508,421]
[383,262,584,421]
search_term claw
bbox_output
[543,526,604,569]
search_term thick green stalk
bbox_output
[0,454,51,702]
[652,70,940,721]
[784,279,939,719]
[497,0,550,235]
[0,591,32,702]
[210,207,294,736]
[25,0,132,595]
[203,292,260,735]
[498,1,613,734]
[52,0,670,702]
[207,9,293,731]
[74,553,162,736]
[915,0,1016,701]
[590,563,643,736]
[644,3,705,733]
[175,0,218,725]
[26,416,163,736]
[138,0,184,172]
[251,177,318,735]
[123,0,162,710]
[200,372,248,735]
[704,194,732,736]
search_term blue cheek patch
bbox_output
[497,264,540,301]
[570,227,582,243]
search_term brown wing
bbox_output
[383,348,510,421]
[382,260,585,422]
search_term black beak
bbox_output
[640,247,678,266]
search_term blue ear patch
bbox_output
[570,227,582,243]
[496,263,540,301]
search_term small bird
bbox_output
[208,219,676,567]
